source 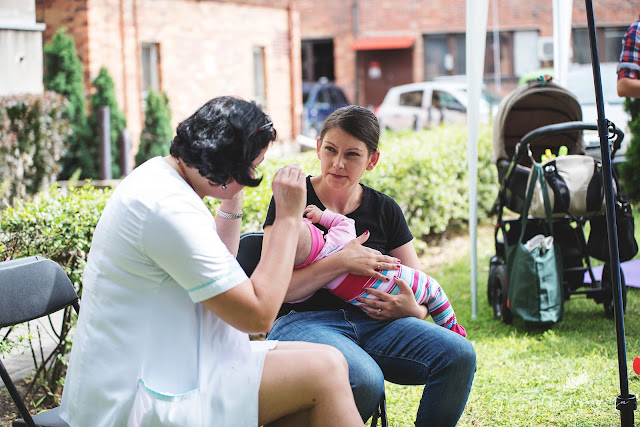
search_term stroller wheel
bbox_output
[490,264,512,323]
[602,264,627,318]
[487,256,501,306]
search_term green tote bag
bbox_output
[506,163,564,325]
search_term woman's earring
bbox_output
[222,184,227,190]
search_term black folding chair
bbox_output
[237,231,389,427]
[0,256,78,427]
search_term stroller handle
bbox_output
[515,120,624,162]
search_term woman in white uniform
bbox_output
[60,96,363,427]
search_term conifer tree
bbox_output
[43,27,88,179]
[136,89,172,167]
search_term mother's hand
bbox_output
[339,232,399,282]
[357,276,429,321]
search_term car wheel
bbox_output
[602,264,627,318]
[412,116,420,131]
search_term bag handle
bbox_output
[519,163,554,243]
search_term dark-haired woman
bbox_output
[263,105,476,427]
[60,97,363,427]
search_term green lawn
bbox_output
[384,221,640,426]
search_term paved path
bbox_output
[2,311,64,382]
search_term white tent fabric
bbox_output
[466,0,489,320]
[553,0,573,87]
[466,0,573,319]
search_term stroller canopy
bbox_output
[492,78,585,165]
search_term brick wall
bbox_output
[37,0,299,163]
[299,0,638,105]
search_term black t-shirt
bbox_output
[263,176,413,314]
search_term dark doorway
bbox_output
[302,39,335,82]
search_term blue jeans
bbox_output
[268,309,476,427]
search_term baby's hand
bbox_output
[304,204,323,223]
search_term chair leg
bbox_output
[0,360,35,427]
[370,408,379,426]
[369,394,388,427]
[379,394,388,427]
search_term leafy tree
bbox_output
[620,97,640,201]
[43,27,88,180]
[136,89,173,166]
[84,66,127,179]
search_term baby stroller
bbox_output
[487,76,632,324]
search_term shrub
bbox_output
[0,183,112,401]
[43,27,88,180]
[207,124,498,249]
[0,92,71,208]
[136,90,172,167]
[620,97,640,201]
[82,67,127,179]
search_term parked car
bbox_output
[302,79,350,138]
[375,81,495,132]
[563,62,630,165]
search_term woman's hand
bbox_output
[338,232,399,282]
[272,163,306,221]
[357,276,428,321]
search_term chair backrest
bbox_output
[0,256,79,327]
[237,232,264,276]
[0,256,78,427]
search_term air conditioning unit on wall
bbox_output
[538,37,554,61]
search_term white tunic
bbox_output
[60,157,276,426]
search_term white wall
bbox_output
[0,0,45,96]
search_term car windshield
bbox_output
[456,87,499,106]
[564,64,622,105]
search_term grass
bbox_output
[384,215,640,427]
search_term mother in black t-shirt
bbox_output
[262,105,476,427]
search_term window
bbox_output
[399,90,423,107]
[485,31,513,78]
[253,46,266,108]
[424,33,466,80]
[433,90,465,111]
[572,27,627,64]
[329,87,348,105]
[314,86,331,108]
[141,43,159,97]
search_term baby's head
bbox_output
[294,219,325,268]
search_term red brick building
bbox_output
[36,0,302,158]
[298,0,638,108]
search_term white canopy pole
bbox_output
[466,0,489,320]
[553,0,573,86]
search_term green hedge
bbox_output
[0,183,112,400]
[209,124,497,247]
[0,92,71,208]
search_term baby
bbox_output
[294,205,466,337]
